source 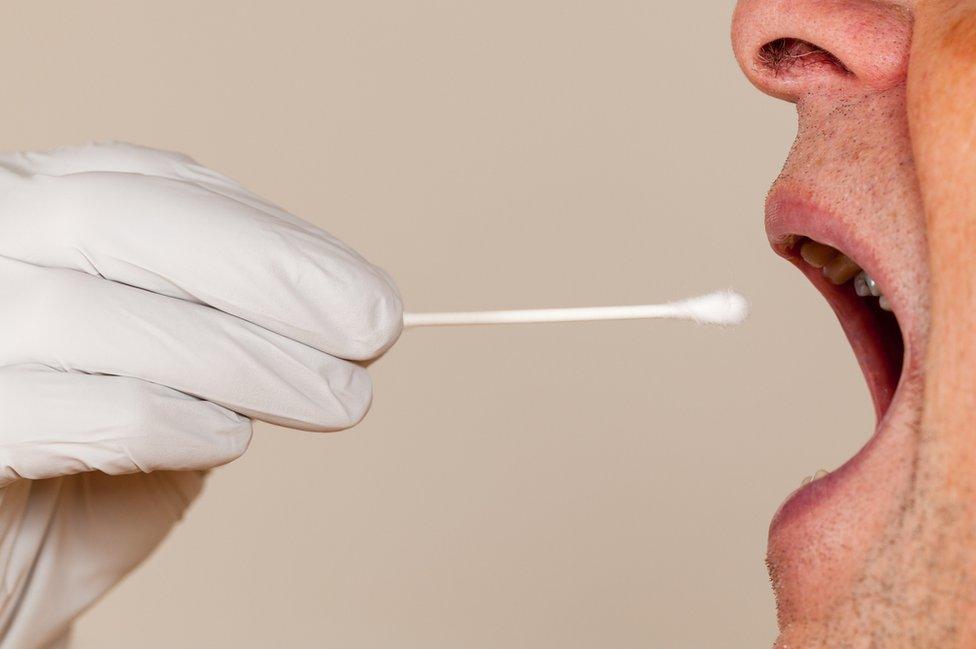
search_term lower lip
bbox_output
[769,445,858,534]
[768,382,905,538]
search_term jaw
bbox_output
[763,185,930,642]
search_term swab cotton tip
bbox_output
[402,290,749,329]
[666,290,749,326]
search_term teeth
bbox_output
[797,239,894,313]
[800,241,838,268]
[863,272,881,297]
[822,254,861,285]
[855,270,892,312]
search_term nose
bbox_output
[731,0,913,102]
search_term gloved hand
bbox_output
[0,142,403,648]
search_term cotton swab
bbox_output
[402,290,748,329]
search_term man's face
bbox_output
[733,0,976,645]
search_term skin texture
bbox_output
[733,0,976,646]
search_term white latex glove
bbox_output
[0,142,403,648]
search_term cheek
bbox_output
[919,0,976,64]
[942,10,976,62]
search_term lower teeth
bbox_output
[800,468,830,486]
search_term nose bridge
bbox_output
[732,0,912,102]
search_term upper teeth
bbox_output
[853,271,878,297]
[798,240,892,312]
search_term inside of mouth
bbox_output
[785,236,905,421]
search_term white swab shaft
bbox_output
[406,304,684,327]
[403,290,748,329]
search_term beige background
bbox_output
[0,1,874,647]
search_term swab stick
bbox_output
[403,290,748,329]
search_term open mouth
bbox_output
[763,194,914,528]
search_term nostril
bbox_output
[757,38,852,78]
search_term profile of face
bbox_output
[732,0,976,645]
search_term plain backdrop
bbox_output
[0,1,875,647]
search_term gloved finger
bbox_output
[1,257,373,431]
[0,142,307,231]
[0,364,251,487]
[0,142,402,361]
[0,141,198,177]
